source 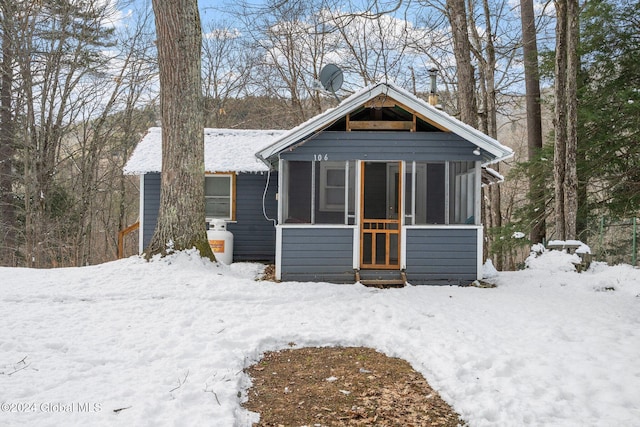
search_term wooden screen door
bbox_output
[360,161,401,269]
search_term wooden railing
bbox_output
[117,221,140,259]
[360,219,400,269]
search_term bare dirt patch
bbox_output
[243,346,466,426]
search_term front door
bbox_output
[360,161,401,269]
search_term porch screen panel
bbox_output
[314,161,355,224]
[404,162,414,225]
[284,161,311,223]
[414,163,446,225]
[450,161,476,224]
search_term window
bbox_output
[319,163,346,211]
[205,174,235,220]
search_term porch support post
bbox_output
[275,226,282,280]
[352,227,359,270]
[475,161,482,225]
[276,158,284,280]
[477,226,484,279]
[139,174,145,254]
[401,226,407,270]
[444,162,450,224]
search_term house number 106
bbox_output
[313,154,329,161]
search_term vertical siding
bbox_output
[142,173,161,250]
[280,227,354,283]
[405,227,479,285]
[227,173,277,261]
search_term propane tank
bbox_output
[207,219,234,264]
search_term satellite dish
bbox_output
[319,64,343,102]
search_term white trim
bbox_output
[400,161,406,226]
[139,175,145,254]
[275,226,282,280]
[403,224,482,230]
[475,162,482,225]
[400,161,406,270]
[411,161,416,225]
[278,224,357,229]
[344,161,349,224]
[477,225,484,280]
[355,161,362,224]
[352,227,359,269]
[400,226,407,270]
[444,162,450,224]
[310,161,316,223]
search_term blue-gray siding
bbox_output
[405,228,478,284]
[227,173,277,261]
[280,227,354,283]
[280,132,482,163]
[141,172,277,261]
[142,173,161,250]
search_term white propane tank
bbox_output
[207,219,234,264]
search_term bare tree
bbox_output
[0,1,16,265]
[445,0,477,126]
[146,0,213,259]
[63,7,158,265]
[8,0,121,266]
[201,21,254,128]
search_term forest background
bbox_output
[0,0,638,269]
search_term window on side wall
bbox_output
[205,174,235,220]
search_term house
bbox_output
[124,82,512,285]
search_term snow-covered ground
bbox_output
[1,250,639,427]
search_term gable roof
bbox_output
[123,127,285,175]
[256,82,513,166]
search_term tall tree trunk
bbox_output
[554,0,568,240]
[0,1,16,265]
[554,0,579,240]
[520,0,545,244]
[446,0,477,127]
[563,0,579,240]
[147,0,214,260]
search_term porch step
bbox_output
[355,270,407,288]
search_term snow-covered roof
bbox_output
[256,82,514,166]
[123,127,286,175]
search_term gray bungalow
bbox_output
[124,82,512,285]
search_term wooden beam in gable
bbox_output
[362,96,450,132]
[348,120,414,131]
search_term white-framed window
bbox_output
[205,173,235,220]
[319,162,347,212]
